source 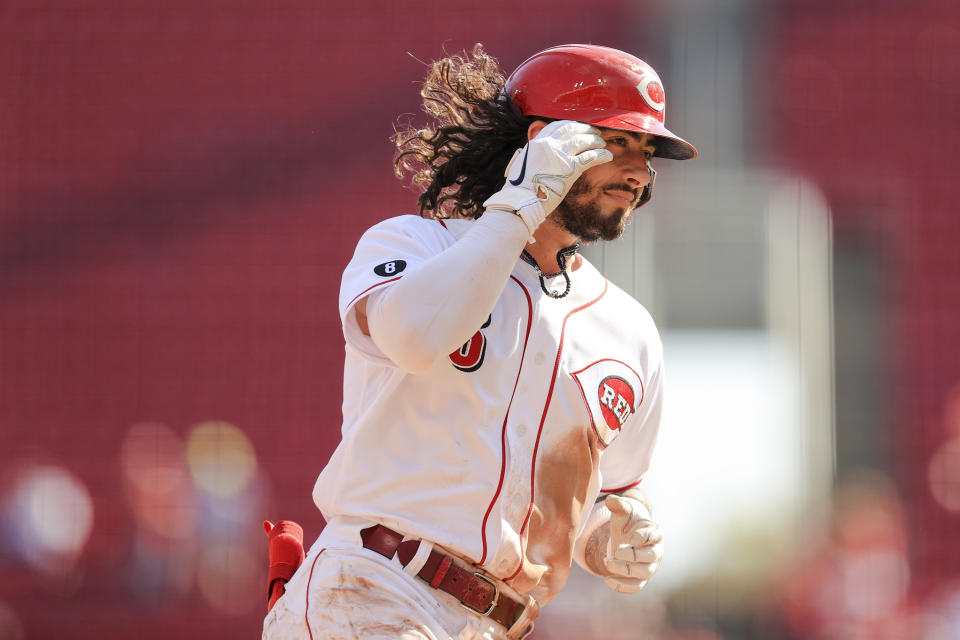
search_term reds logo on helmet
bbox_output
[636,74,665,113]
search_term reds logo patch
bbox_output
[636,74,665,113]
[571,359,645,447]
[599,376,635,430]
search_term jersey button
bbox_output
[515,424,527,436]
[534,352,546,365]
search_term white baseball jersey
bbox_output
[313,214,664,605]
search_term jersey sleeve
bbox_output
[597,343,665,494]
[338,215,453,362]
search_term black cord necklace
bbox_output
[520,243,581,299]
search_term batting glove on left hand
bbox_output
[603,494,663,594]
[482,120,612,238]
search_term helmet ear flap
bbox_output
[637,166,656,207]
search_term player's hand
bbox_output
[482,120,613,236]
[602,494,663,594]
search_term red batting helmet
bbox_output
[505,44,697,161]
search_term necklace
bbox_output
[520,243,581,299]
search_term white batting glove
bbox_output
[602,494,663,594]
[482,120,612,238]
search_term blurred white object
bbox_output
[584,169,834,594]
[7,465,94,573]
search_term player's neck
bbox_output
[526,219,583,273]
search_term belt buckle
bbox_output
[460,572,499,616]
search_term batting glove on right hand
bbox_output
[602,494,663,594]
[482,120,612,238]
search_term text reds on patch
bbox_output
[598,376,635,431]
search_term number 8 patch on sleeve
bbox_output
[374,260,407,277]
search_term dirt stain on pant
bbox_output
[305,566,435,639]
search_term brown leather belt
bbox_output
[360,524,527,633]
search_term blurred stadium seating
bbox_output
[1,1,958,638]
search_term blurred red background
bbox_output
[1,1,958,638]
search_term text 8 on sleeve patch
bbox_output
[374,260,407,277]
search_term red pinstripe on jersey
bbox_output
[304,547,326,640]
[345,275,403,310]
[601,478,644,493]
[570,357,646,449]
[344,218,447,310]
[507,281,609,581]
[478,276,533,566]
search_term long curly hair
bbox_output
[393,44,537,219]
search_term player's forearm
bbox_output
[580,512,613,576]
[366,210,530,373]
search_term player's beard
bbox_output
[552,178,638,243]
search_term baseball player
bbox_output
[262,43,696,640]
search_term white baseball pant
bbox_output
[262,519,519,640]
